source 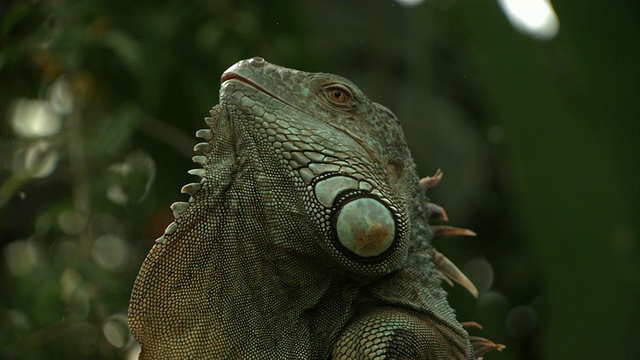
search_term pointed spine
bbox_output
[181,183,201,196]
[195,129,212,140]
[426,203,449,221]
[170,201,189,219]
[194,142,210,152]
[188,168,206,178]
[164,222,178,235]
[420,168,443,190]
[433,248,479,298]
[192,155,206,165]
[432,225,477,239]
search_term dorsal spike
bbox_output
[155,235,166,244]
[461,321,483,330]
[181,183,201,196]
[435,270,455,287]
[420,168,443,190]
[194,142,210,153]
[461,322,506,358]
[432,248,479,298]
[426,202,449,221]
[188,168,206,178]
[170,201,189,219]
[195,129,212,140]
[164,222,178,235]
[469,336,506,359]
[204,116,214,127]
[432,225,476,239]
[192,155,206,165]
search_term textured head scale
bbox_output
[219,57,417,278]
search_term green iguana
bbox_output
[128,57,504,359]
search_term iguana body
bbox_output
[129,57,502,359]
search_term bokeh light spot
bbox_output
[102,313,132,349]
[48,75,74,115]
[58,211,87,235]
[10,98,62,138]
[13,140,59,178]
[498,0,559,40]
[4,240,39,277]
[463,256,495,293]
[505,305,538,337]
[92,234,130,272]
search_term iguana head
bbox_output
[218,57,417,279]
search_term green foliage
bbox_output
[0,1,297,358]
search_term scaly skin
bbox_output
[129,57,502,359]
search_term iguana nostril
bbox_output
[335,197,395,257]
[249,57,265,66]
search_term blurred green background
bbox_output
[1,1,638,359]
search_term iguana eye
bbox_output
[325,84,353,104]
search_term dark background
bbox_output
[1,1,639,359]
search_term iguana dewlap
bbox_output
[128,57,503,359]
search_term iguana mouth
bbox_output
[221,73,262,91]
[221,72,306,114]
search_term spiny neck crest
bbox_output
[153,113,215,245]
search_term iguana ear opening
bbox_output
[386,162,402,187]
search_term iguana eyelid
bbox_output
[323,83,355,105]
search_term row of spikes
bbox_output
[420,169,479,297]
[154,114,216,245]
[420,169,505,357]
